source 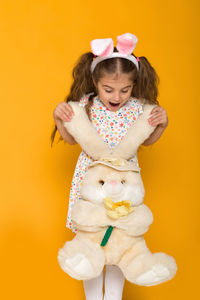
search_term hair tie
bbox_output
[137,57,140,62]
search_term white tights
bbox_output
[83,265,125,300]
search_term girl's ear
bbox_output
[92,76,97,88]
[92,77,98,94]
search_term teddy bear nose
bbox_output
[110,180,118,186]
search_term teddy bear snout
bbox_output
[110,180,118,186]
[103,179,123,196]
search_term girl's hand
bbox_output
[148,106,168,128]
[53,102,74,122]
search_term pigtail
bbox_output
[133,56,160,105]
[66,52,96,103]
[51,52,97,147]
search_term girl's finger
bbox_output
[148,112,162,120]
[149,116,163,123]
[61,108,73,119]
[149,115,164,121]
[150,106,162,114]
[54,108,63,119]
[150,118,164,126]
[62,114,73,122]
[56,108,72,121]
[63,116,72,122]
[63,103,74,115]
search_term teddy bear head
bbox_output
[80,163,145,208]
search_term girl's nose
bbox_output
[110,180,118,186]
[113,92,120,101]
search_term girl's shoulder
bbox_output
[128,97,145,115]
[131,97,158,114]
[132,97,147,105]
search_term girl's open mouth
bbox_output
[109,102,120,107]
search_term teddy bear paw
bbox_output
[135,264,170,286]
[64,253,94,277]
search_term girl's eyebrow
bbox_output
[102,85,132,89]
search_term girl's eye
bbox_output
[99,180,105,185]
[105,90,129,93]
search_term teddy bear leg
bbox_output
[58,237,105,281]
[118,239,177,286]
[119,250,177,286]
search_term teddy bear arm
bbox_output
[114,204,153,236]
[72,220,104,232]
[71,200,114,229]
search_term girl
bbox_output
[52,33,168,300]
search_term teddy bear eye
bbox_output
[99,180,105,185]
[121,180,126,184]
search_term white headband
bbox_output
[90,33,139,73]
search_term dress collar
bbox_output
[93,96,136,113]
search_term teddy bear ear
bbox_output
[63,102,112,160]
[112,103,158,159]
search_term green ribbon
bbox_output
[100,226,114,247]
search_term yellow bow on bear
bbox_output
[103,197,134,219]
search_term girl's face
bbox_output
[94,73,134,112]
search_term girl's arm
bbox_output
[55,118,77,145]
[142,124,167,146]
[142,105,168,146]
[53,101,77,145]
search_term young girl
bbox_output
[52,33,168,300]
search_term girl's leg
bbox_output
[104,265,125,300]
[83,269,104,300]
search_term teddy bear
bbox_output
[57,100,177,286]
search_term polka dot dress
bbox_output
[66,94,144,233]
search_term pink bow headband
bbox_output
[90,33,139,73]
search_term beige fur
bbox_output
[57,100,177,286]
[63,99,156,159]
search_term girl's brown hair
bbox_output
[51,48,160,147]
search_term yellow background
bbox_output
[0,0,199,299]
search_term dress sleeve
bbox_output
[78,95,89,107]
[136,98,144,115]
[138,102,143,115]
[78,93,94,107]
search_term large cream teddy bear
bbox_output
[57,99,177,286]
